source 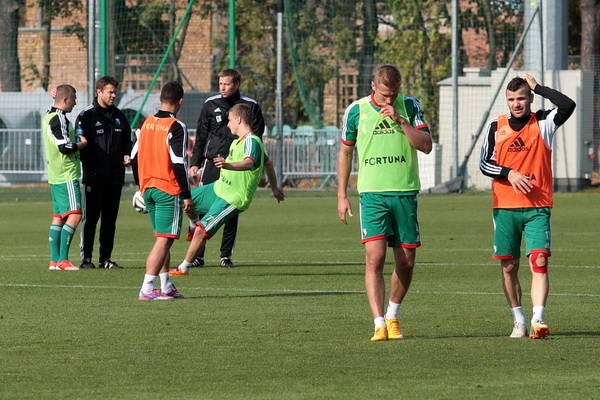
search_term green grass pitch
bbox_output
[0,186,598,399]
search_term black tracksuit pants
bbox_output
[80,183,123,263]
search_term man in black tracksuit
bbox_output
[76,76,133,269]
[189,69,265,268]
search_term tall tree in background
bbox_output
[113,0,179,85]
[378,0,451,141]
[210,0,286,127]
[357,0,377,98]
[36,0,83,90]
[0,0,21,91]
[579,0,600,167]
[580,0,600,67]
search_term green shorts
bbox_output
[358,192,421,248]
[492,207,551,259]
[50,180,82,218]
[191,183,242,239]
[144,188,184,239]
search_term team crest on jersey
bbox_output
[216,115,222,123]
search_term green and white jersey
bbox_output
[342,94,429,193]
[42,107,81,184]
[214,133,265,210]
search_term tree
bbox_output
[36,0,83,90]
[580,0,600,69]
[578,0,600,168]
[0,0,21,91]
[378,0,452,141]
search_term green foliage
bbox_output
[285,1,337,127]
[0,187,599,398]
[378,0,451,141]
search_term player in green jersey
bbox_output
[337,65,433,341]
[169,103,284,276]
[42,84,88,271]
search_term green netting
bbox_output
[0,0,598,186]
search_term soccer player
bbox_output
[134,81,191,300]
[169,103,284,276]
[76,76,133,270]
[42,84,88,271]
[187,69,266,268]
[479,73,576,338]
[337,65,433,341]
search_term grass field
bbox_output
[0,186,599,399]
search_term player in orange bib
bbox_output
[480,74,576,339]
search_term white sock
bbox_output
[511,306,526,324]
[374,317,386,329]
[141,274,157,294]
[189,219,198,229]
[385,300,401,320]
[532,306,545,323]
[177,260,192,273]
[159,272,174,293]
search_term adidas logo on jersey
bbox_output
[508,136,529,152]
[373,119,396,135]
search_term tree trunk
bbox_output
[357,0,377,98]
[479,0,497,70]
[580,0,600,170]
[0,0,22,91]
[580,0,600,70]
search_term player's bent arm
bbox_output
[191,107,211,167]
[218,157,254,171]
[76,135,88,149]
[400,119,432,154]
[507,169,533,194]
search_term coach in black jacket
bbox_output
[76,76,133,270]
[189,69,265,268]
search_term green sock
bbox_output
[49,224,62,262]
[59,224,76,261]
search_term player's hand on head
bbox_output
[50,87,58,99]
[523,73,538,90]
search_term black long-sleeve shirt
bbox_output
[191,90,265,167]
[480,85,576,180]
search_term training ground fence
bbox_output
[0,1,598,190]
